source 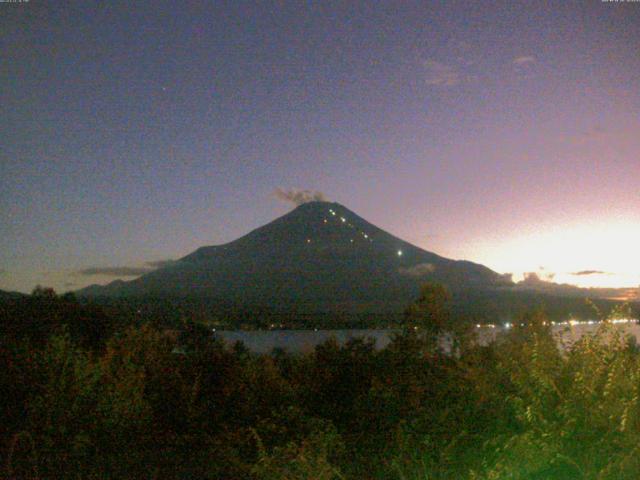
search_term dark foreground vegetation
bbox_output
[2,286,640,479]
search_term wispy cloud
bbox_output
[399,263,436,277]
[571,270,610,276]
[500,273,514,283]
[521,271,556,284]
[145,259,177,268]
[77,259,178,278]
[77,266,153,277]
[513,55,536,65]
[423,60,461,86]
[274,188,328,206]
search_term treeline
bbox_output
[72,288,638,330]
[2,286,640,478]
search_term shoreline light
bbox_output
[473,318,636,329]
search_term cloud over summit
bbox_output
[274,188,328,206]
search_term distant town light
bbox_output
[340,217,346,222]
[397,250,403,256]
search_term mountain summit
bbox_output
[78,201,511,314]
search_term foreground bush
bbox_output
[2,289,640,478]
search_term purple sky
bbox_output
[1,1,639,293]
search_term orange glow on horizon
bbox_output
[468,218,640,289]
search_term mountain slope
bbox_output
[77,201,511,313]
[0,289,26,300]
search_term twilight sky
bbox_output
[1,1,639,294]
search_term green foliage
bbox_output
[404,283,452,349]
[15,331,101,476]
[252,422,345,480]
[470,309,640,479]
[2,290,640,479]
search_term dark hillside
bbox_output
[77,202,510,317]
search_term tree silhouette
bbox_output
[403,282,452,349]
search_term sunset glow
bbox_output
[471,218,640,288]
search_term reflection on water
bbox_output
[476,320,640,349]
[213,320,640,354]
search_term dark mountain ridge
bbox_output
[0,289,26,300]
[77,202,509,312]
[77,202,637,324]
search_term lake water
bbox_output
[213,329,398,354]
[213,320,640,354]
